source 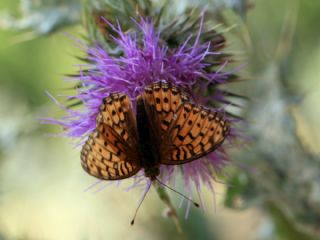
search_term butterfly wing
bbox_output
[141,81,189,142]
[141,80,229,165]
[161,103,230,164]
[81,93,141,180]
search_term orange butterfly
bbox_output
[81,80,230,182]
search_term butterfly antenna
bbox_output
[130,181,152,226]
[155,178,199,207]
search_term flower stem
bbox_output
[153,181,182,233]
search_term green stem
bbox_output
[153,181,182,233]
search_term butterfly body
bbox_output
[81,80,230,181]
[136,96,160,180]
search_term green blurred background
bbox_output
[0,0,320,239]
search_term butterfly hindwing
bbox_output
[81,93,141,180]
[162,103,230,164]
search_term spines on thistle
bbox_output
[84,0,242,118]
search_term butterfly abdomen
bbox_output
[136,97,160,179]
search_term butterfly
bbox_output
[81,80,230,182]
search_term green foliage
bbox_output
[0,0,81,38]
[224,1,320,239]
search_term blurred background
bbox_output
[0,0,320,239]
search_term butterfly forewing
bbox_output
[98,93,137,143]
[142,81,189,135]
[81,93,141,180]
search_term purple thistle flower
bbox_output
[44,17,241,215]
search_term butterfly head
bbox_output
[144,166,160,180]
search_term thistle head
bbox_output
[44,14,244,216]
